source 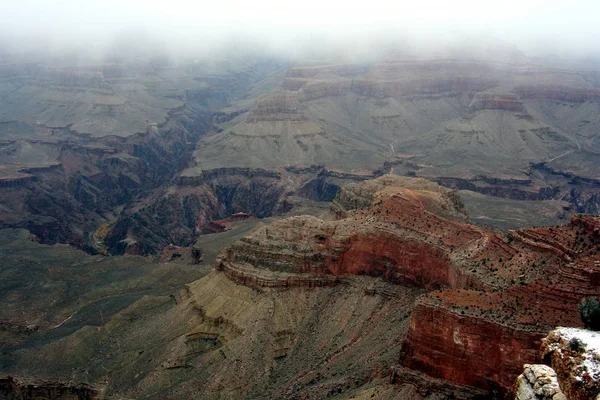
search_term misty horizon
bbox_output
[1,0,600,65]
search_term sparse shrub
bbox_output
[568,337,586,353]
[579,297,600,331]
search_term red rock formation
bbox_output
[216,176,503,291]
[401,217,600,397]
[514,85,600,102]
[401,299,543,393]
[470,93,525,112]
[202,212,258,233]
[214,175,600,398]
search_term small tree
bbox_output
[579,297,600,331]
[568,337,586,353]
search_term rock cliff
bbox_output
[212,175,600,398]
[401,215,600,397]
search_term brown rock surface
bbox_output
[0,376,105,400]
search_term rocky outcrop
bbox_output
[216,176,496,291]
[246,92,306,122]
[540,328,600,400]
[0,376,105,400]
[470,93,525,112]
[514,364,566,400]
[211,174,600,398]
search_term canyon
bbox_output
[1,50,600,399]
[100,58,600,255]
[2,175,598,399]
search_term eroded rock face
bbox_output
[514,85,600,103]
[246,91,307,122]
[216,175,497,291]
[0,376,105,400]
[401,216,600,397]
[541,328,600,400]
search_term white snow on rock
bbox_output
[553,327,600,380]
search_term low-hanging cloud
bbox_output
[1,0,599,63]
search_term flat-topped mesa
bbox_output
[331,175,467,218]
[216,175,515,291]
[246,92,307,122]
[285,64,367,79]
[470,93,525,112]
[32,67,111,90]
[283,61,502,101]
[296,79,352,101]
[513,85,600,103]
[178,167,282,184]
[401,216,600,398]
[282,66,355,100]
[351,77,497,99]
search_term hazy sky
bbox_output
[1,0,599,60]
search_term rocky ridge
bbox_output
[211,175,600,398]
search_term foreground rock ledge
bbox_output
[540,328,600,400]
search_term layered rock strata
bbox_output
[213,175,600,398]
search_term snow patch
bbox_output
[555,327,600,379]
